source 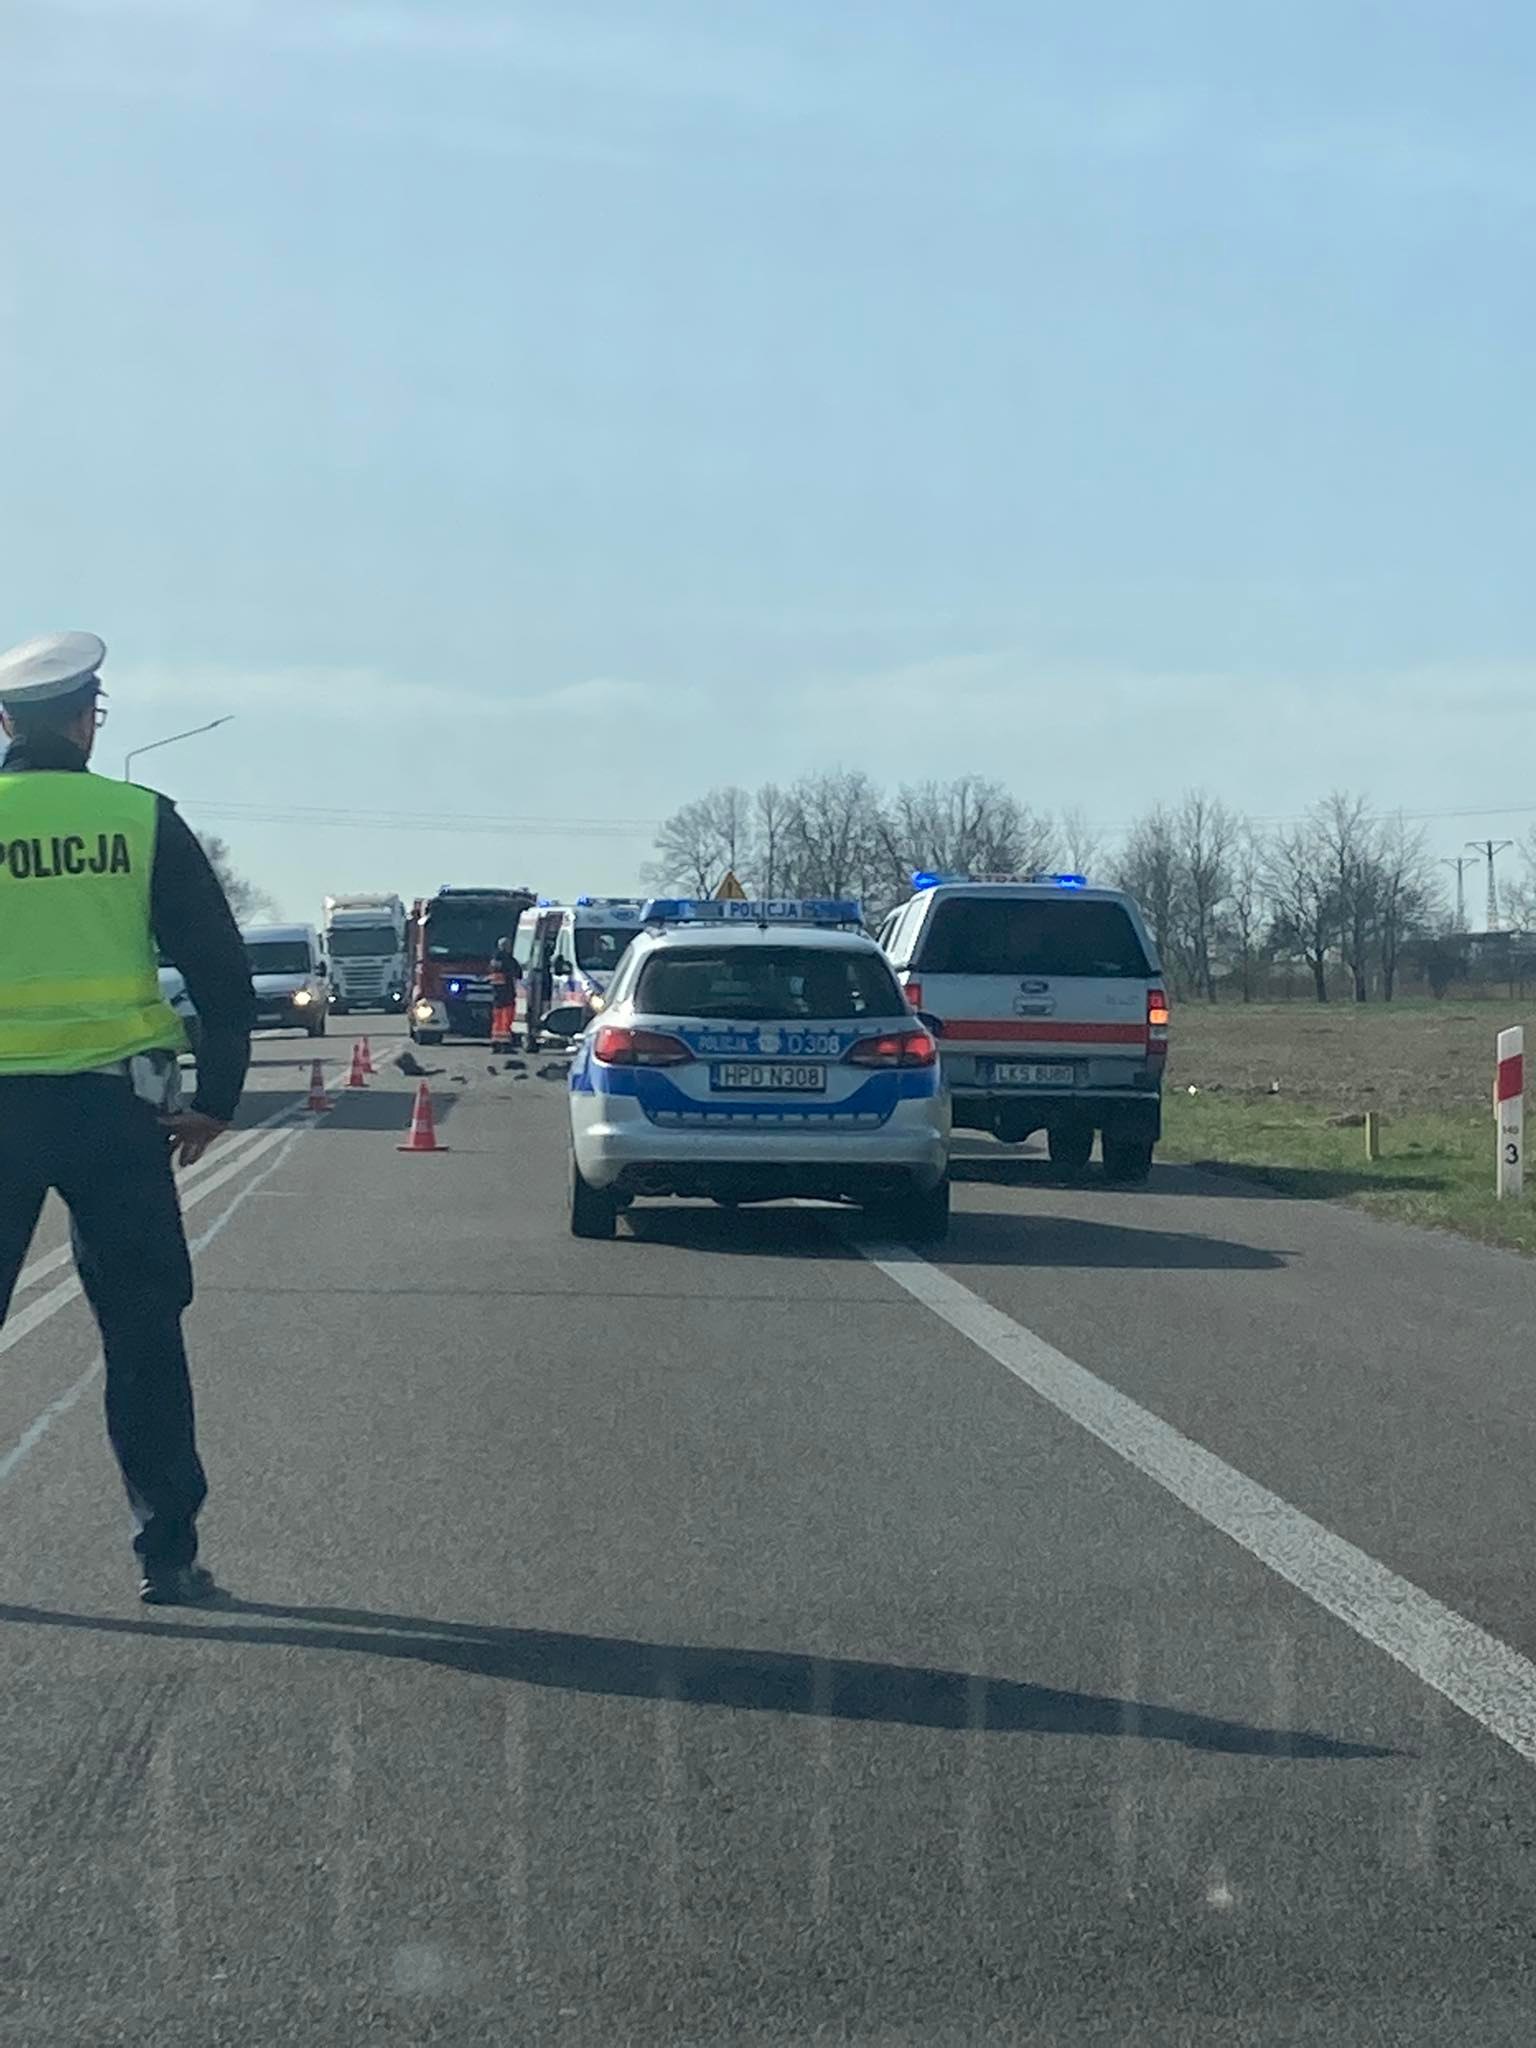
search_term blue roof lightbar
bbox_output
[641,897,865,929]
[910,870,1093,891]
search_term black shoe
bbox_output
[138,1563,223,1607]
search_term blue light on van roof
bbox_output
[576,894,592,906]
[911,871,943,891]
[1052,873,1088,889]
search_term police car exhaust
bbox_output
[564,898,951,1243]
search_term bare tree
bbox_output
[198,834,278,924]
[1316,791,1379,1002]
[1114,806,1181,980]
[649,794,731,895]
[1059,805,1103,879]
[1266,823,1335,1002]
[780,768,889,906]
[1222,824,1268,1002]
[701,785,753,881]
[1171,790,1238,1001]
[752,782,789,900]
[881,776,1054,892]
[1503,826,1536,931]
[1375,815,1440,1001]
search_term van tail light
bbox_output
[592,1025,694,1067]
[1147,989,1170,1056]
[847,1027,938,1069]
[900,976,924,1011]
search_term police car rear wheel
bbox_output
[570,1159,617,1240]
[872,1177,950,1245]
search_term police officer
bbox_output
[0,632,255,1605]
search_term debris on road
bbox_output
[536,1062,567,1081]
[394,1051,440,1078]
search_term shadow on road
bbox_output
[621,1207,865,1260]
[602,1202,1284,1272]
[0,1600,1392,1758]
[938,1212,1289,1272]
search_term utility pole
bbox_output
[1467,839,1514,933]
[1441,856,1474,932]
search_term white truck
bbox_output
[321,893,408,1014]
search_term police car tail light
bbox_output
[592,1025,694,1068]
[847,1027,938,1069]
[1147,989,1170,1053]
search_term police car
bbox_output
[556,898,952,1241]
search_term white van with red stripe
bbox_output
[876,875,1168,1182]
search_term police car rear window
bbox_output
[636,945,905,1021]
[916,899,1151,979]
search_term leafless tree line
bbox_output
[645,772,1076,920]
[1114,792,1447,1002]
[647,776,1536,1002]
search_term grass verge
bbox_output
[1160,1091,1536,1257]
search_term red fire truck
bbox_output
[406,886,535,1045]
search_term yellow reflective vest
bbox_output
[0,772,187,1072]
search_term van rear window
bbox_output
[916,899,1151,978]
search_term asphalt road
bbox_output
[5,1017,1536,2045]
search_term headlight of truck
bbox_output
[292,989,313,1006]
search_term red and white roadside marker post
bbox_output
[1496,1026,1524,1200]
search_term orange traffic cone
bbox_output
[345,1041,369,1089]
[397,1081,449,1153]
[306,1060,334,1113]
[359,1036,376,1075]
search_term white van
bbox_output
[518,897,646,1046]
[241,923,330,1037]
[877,876,1167,1181]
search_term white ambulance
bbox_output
[517,897,647,1048]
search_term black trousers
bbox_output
[0,1072,207,1567]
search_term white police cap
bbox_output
[0,631,106,707]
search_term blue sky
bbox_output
[3,0,1534,916]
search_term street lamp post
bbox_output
[123,715,234,782]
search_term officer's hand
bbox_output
[160,1111,229,1169]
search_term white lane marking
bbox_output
[9,1060,350,1300]
[0,1126,306,1492]
[860,1242,1536,1771]
[0,1122,298,1359]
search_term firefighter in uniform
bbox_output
[0,632,255,1604]
[490,932,520,1052]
